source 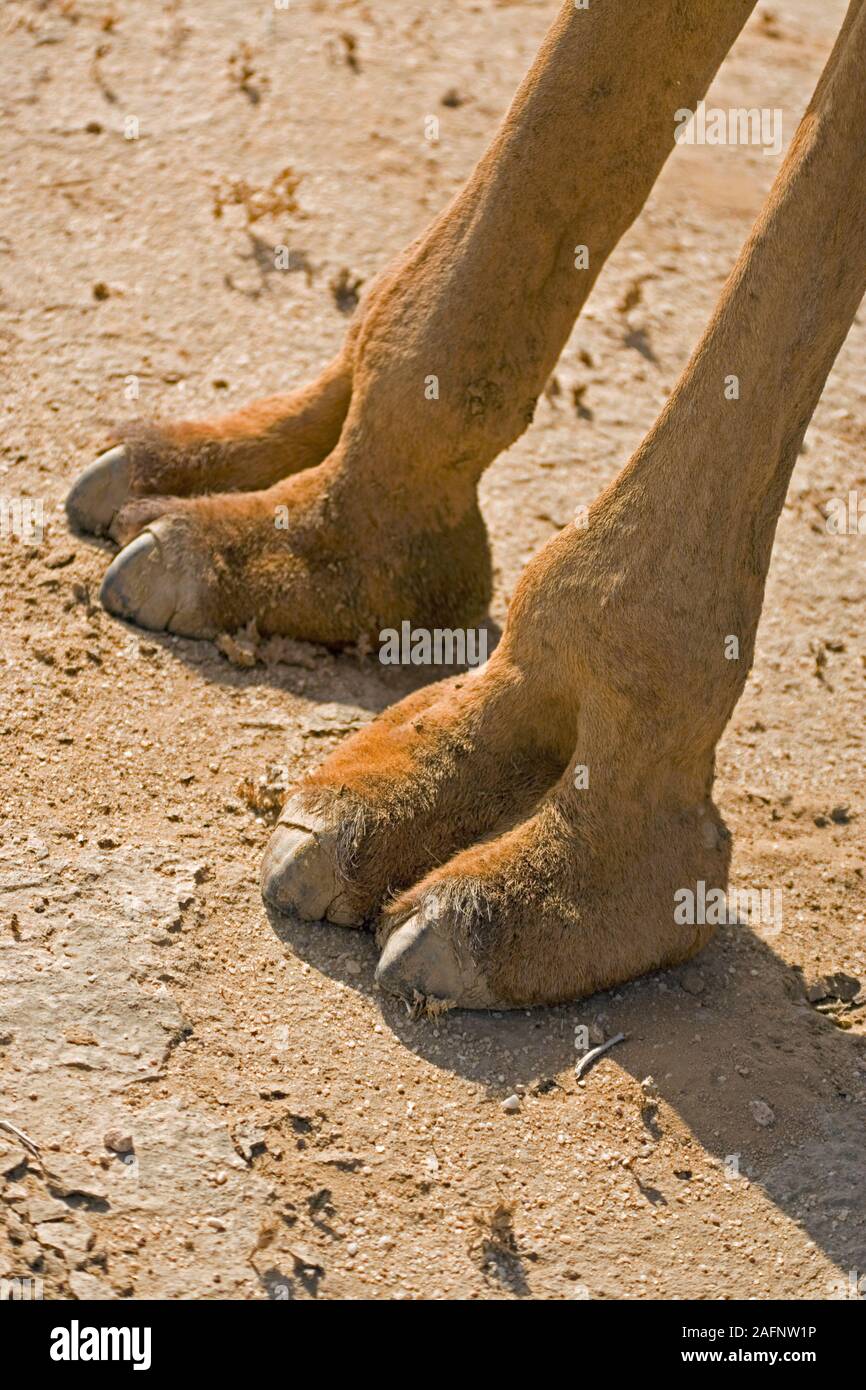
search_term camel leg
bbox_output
[265,0,866,1011]
[90,0,756,637]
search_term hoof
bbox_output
[99,532,177,631]
[66,446,132,535]
[261,804,363,926]
[375,908,498,1010]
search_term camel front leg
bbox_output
[373,0,866,1008]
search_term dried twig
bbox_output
[407,990,455,1020]
[575,1032,626,1080]
[0,1117,41,1157]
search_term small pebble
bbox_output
[104,1129,134,1155]
[44,550,75,570]
[750,1099,775,1127]
[808,971,860,1003]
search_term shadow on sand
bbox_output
[266,899,866,1290]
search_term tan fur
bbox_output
[117,345,354,503]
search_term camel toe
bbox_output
[99,532,178,630]
[375,911,498,1009]
[66,446,132,535]
[261,818,363,926]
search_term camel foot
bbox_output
[66,357,353,537]
[373,797,724,1010]
[261,497,736,1009]
[260,670,569,928]
[87,445,493,642]
[264,654,726,1009]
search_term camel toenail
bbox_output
[261,819,357,923]
[66,446,132,535]
[375,911,498,1009]
[99,532,178,631]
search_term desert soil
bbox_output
[1,0,864,1301]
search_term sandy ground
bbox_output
[1,0,864,1301]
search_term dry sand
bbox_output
[0,0,864,1299]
